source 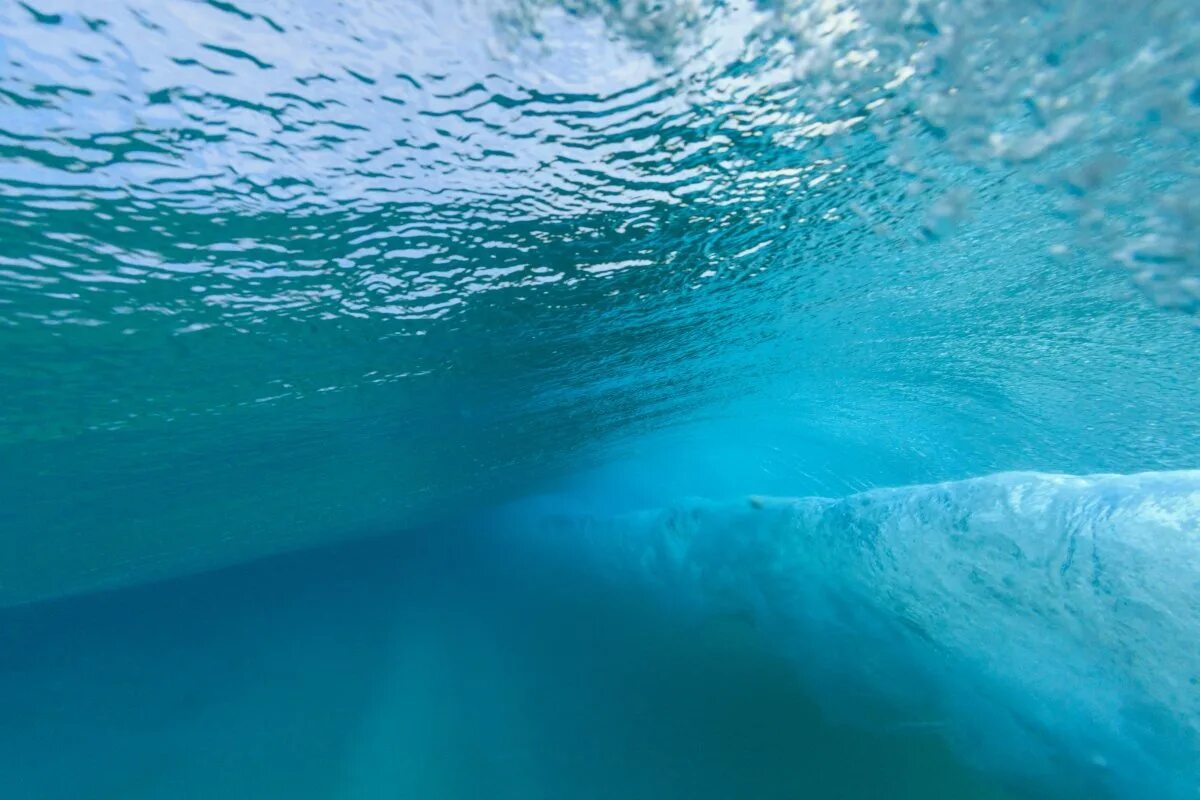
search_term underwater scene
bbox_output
[1,0,1199,797]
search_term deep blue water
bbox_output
[2,0,1199,797]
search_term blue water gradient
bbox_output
[2,0,1200,797]
[0,523,1019,799]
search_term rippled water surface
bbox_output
[2,1,1199,797]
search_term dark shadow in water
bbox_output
[0,525,1014,799]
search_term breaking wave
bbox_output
[502,470,1200,797]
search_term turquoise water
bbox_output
[2,0,1199,797]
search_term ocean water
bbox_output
[1,0,1199,797]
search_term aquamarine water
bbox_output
[2,1,1199,797]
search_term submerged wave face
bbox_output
[503,471,1200,798]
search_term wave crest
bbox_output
[510,470,1200,797]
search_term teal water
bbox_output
[2,0,1199,797]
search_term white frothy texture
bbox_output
[505,470,1200,797]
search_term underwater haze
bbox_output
[1,0,1199,797]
